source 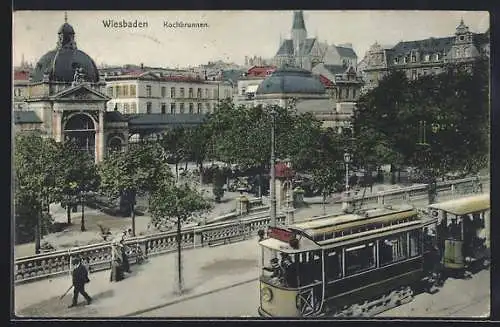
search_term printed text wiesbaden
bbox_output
[102,19,149,28]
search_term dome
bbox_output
[31,20,99,83]
[31,49,100,83]
[256,65,325,95]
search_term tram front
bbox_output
[258,227,324,317]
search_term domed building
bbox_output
[254,65,337,121]
[21,15,129,163]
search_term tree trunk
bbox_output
[131,202,136,237]
[198,161,204,185]
[80,194,86,232]
[175,162,179,181]
[185,160,188,171]
[66,202,71,225]
[35,203,41,254]
[322,193,326,215]
[177,216,183,294]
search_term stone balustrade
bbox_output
[14,175,488,284]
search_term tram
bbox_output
[428,193,490,276]
[257,193,490,318]
[258,205,430,317]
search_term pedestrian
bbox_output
[120,239,131,273]
[110,240,124,282]
[68,258,92,308]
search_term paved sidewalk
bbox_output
[15,237,262,317]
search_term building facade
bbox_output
[273,11,358,72]
[358,19,490,92]
[104,72,233,115]
[235,66,277,106]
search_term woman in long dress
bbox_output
[110,240,124,282]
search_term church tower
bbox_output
[291,11,307,57]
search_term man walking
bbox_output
[68,258,92,308]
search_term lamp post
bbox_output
[269,107,277,228]
[342,151,352,212]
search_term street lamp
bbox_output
[344,151,352,192]
[342,151,352,213]
[269,107,277,228]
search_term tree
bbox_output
[353,60,489,181]
[14,134,59,252]
[310,128,345,213]
[53,140,98,227]
[211,167,226,203]
[98,142,173,236]
[161,128,187,181]
[183,125,211,185]
[149,181,212,294]
[203,101,324,193]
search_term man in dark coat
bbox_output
[68,258,92,308]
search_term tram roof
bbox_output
[428,193,490,216]
[289,206,418,239]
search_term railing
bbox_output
[14,175,488,284]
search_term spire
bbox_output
[292,11,306,31]
[64,11,68,23]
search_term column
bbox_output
[96,110,105,163]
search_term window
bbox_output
[409,230,421,257]
[411,54,416,63]
[170,87,176,98]
[122,85,129,97]
[146,85,152,97]
[107,87,113,97]
[346,88,350,99]
[325,249,342,281]
[180,103,185,114]
[459,35,465,41]
[123,103,129,113]
[241,87,246,95]
[161,86,166,98]
[213,89,219,99]
[197,88,202,98]
[180,88,185,98]
[403,57,408,64]
[455,48,460,57]
[189,103,194,114]
[339,88,343,99]
[197,103,202,114]
[345,242,376,276]
[205,88,209,98]
[435,53,440,61]
[161,103,166,114]
[379,233,409,266]
[116,85,122,97]
[411,70,417,80]
[146,102,152,114]
[206,102,211,113]
[188,88,193,98]
[131,102,137,113]
[394,57,399,64]
[424,54,430,62]
[170,103,176,114]
[352,89,357,99]
[130,85,136,97]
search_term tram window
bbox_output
[325,250,342,280]
[409,230,421,256]
[448,217,462,240]
[345,242,376,276]
[379,233,408,266]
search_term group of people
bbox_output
[110,229,132,282]
[67,229,138,308]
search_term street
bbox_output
[136,268,490,318]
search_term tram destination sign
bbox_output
[268,227,295,243]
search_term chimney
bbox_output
[140,63,144,69]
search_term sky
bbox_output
[12,10,489,69]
